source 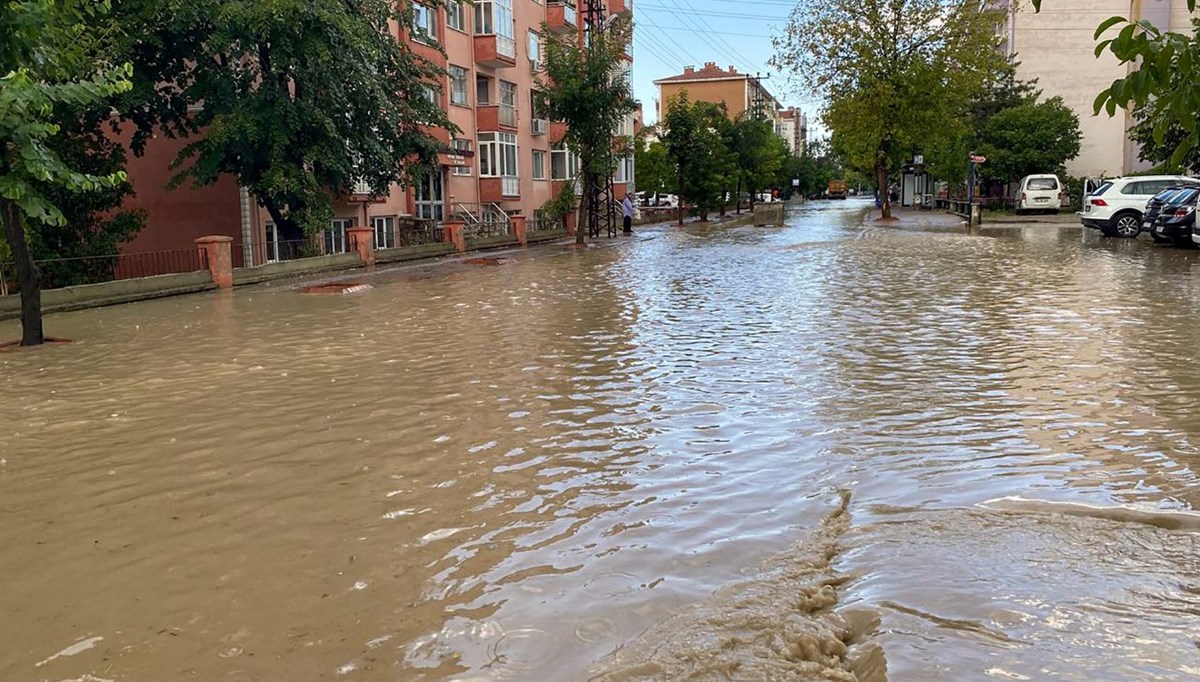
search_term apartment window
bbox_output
[499,80,517,126]
[414,170,445,222]
[479,132,519,179]
[325,218,354,254]
[421,84,439,105]
[551,143,579,181]
[264,223,280,263]
[529,30,541,66]
[413,4,438,43]
[532,149,546,180]
[449,65,469,106]
[476,74,493,105]
[614,155,634,184]
[446,1,466,32]
[474,0,514,38]
[451,138,472,176]
[372,216,396,250]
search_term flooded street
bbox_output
[4,200,1200,681]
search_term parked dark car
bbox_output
[1150,187,1200,247]
[1144,186,1195,238]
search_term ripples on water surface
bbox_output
[3,201,1200,681]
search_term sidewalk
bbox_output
[862,207,967,229]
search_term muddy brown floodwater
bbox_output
[4,200,1200,681]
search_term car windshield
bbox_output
[1090,181,1113,196]
[1169,188,1200,204]
[1153,188,1182,203]
[1026,178,1058,190]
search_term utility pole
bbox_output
[582,0,617,239]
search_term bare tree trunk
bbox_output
[1,199,44,346]
[876,160,892,220]
[735,177,742,215]
[677,174,685,226]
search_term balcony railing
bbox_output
[502,177,520,197]
[496,35,516,59]
[500,103,517,127]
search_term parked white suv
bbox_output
[1080,175,1200,237]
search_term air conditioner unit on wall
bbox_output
[531,119,548,136]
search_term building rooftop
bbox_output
[653,62,750,84]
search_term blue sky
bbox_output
[630,0,822,127]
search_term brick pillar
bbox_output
[444,220,466,253]
[347,226,375,268]
[511,215,528,246]
[564,212,576,236]
[194,235,234,289]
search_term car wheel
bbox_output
[1112,213,1142,238]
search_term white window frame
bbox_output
[414,170,445,223]
[451,138,473,176]
[325,218,354,254]
[479,132,519,195]
[528,30,541,67]
[532,149,546,180]
[264,222,280,263]
[413,4,438,43]
[371,216,396,250]
[449,65,469,106]
[446,1,466,32]
[551,143,579,181]
[499,80,517,126]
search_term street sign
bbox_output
[970,155,987,164]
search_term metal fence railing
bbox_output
[529,212,565,234]
[1,247,205,292]
[392,218,445,248]
[232,239,320,268]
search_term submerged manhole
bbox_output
[297,281,373,295]
[464,257,516,266]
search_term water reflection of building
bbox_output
[116,0,636,265]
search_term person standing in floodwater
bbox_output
[622,195,635,234]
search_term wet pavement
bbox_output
[3,199,1200,681]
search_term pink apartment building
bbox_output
[117,0,635,266]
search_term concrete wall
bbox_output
[1007,0,1198,178]
[0,271,215,320]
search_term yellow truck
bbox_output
[827,179,848,200]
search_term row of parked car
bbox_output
[1080,174,1200,246]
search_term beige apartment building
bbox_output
[653,63,806,156]
[1001,0,1196,178]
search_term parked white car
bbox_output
[1080,174,1200,237]
[1015,174,1063,214]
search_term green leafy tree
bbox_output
[538,13,636,244]
[1031,1,1199,167]
[661,93,733,223]
[1,0,134,346]
[727,114,788,212]
[977,96,1081,185]
[774,0,1005,219]
[634,137,674,198]
[113,0,451,242]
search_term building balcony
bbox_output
[474,34,517,68]
[547,3,578,35]
[477,103,519,131]
[480,177,520,203]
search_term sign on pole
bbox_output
[970,155,987,164]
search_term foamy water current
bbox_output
[3,200,1199,681]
